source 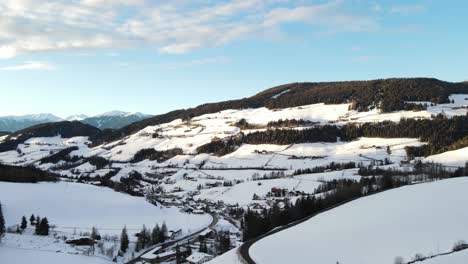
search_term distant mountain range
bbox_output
[0,111,152,132]
[79,111,151,130]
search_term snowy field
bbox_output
[0,96,465,182]
[0,246,113,264]
[202,137,421,171]
[17,97,459,165]
[194,178,323,206]
[424,147,468,167]
[250,177,468,264]
[0,182,211,238]
[0,136,91,166]
[206,246,242,264]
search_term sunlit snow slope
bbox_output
[0,182,211,238]
[250,177,468,264]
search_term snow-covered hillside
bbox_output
[0,136,91,166]
[0,182,211,238]
[424,147,468,167]
[0,247,113,264]
[249,177,468,264]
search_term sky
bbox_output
[0,0,467,118]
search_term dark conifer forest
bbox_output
[197,114,468,157]
[0,164,59,183]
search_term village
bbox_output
[133,182,306,264]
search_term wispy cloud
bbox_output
[390,5,425,14]
[0,0,380,58]
[167,56,230,70]
[0,61,55,71]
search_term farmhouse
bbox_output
[186,252,213,264]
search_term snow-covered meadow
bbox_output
[0,181,211,238]
[194,178,323,206]
[424,147,468,167]
[0,96,466,184]
[250,177,468,264]
[0,246,113,264]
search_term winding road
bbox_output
[125,212,218,264]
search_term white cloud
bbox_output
[0,61,55,71]
[0,46,17,59]
[0,0,380,58]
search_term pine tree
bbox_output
[0,202,5,241]
[29,214,35,226]
[36,217,49,236]
[161,222,168,240]
[35,216,41,226]
[218,231,231,254]
[175,244,183,264]
[120,226,129,253]
[151,224,161,245]
[199,239,208,253]
[136,225,150,252]
[186,241,192,255]
[91,226,100,240]
[35,220,40,235]
[20,216,27,230]
[41,217,49,236]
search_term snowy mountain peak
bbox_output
[65,114,90,121]
[4,113,63,122]
[97,110,129,117]
[97,111,148,118]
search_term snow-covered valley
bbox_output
[0,181,211,264]
[0,90,467,264]
[0,182,211,238]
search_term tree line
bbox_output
[134,222,169,252]
[198,114,468,157]
[95,78,468,144]
[243,176,408,241]
[0,164,59,183]
[243,161,468,241]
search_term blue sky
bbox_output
[0,0,467,117]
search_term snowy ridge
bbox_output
[249,177,468,264]
[65,114,90,121]
[424,147,468,167]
